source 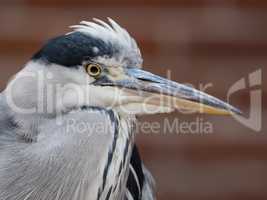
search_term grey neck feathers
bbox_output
[0,103,136,200]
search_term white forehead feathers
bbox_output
[70,18,143,67]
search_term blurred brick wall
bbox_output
[0,0,266,200]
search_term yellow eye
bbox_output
[85,63,102,78]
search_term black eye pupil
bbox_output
[90,66,99,74]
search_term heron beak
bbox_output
[95,67,242,115]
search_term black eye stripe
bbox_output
[32,32,114,67]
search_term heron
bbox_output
[0,18,241,200]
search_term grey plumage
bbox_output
[0,96,119,199]
[0,92,155,200]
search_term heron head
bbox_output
[6,18,241,116]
